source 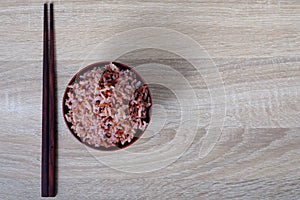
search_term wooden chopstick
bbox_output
[42,2,56,197]
[42,2,49,197]
[48,2,56,197]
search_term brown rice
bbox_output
[64,63,151,148]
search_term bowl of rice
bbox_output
[63,61,152,151]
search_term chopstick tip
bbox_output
[44,2,54,6]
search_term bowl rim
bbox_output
[62,61,152,151]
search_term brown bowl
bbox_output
[62,61,152,151]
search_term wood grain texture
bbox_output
[0,0,299,199]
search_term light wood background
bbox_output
[1,0,300,199]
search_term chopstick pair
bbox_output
[42,2,56,197]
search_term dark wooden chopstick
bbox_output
[42,2,56,197]
[48,2,56,197]
[42,2,49,197]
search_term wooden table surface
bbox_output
[1,0,300,199]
